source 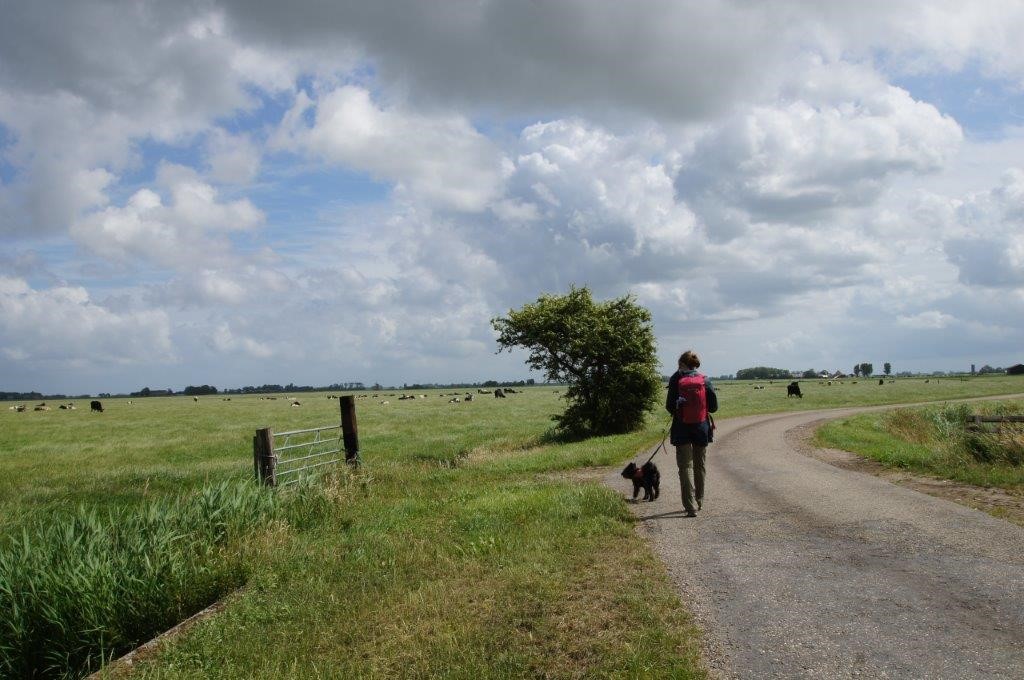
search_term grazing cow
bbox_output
[15,405,26,412]
[505,388,517,394]
[291,400,301,407]
[787,382,802,398]
[448,397,461,403]
[464,394,473,401]
[34,404,50,411]
[193,396,199,402]
[879,379,884,386]
[380,400,390,405]
[494,388,506,398]
[90,400,104,413]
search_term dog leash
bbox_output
[642,437,666,466]
[640,413,715,466]
[641,418,673,466]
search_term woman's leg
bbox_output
[692,445,706,509]
[675,443,697,514]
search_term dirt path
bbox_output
[607,407,1024,679]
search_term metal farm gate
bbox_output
[253,394,360,486]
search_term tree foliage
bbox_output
[491,287,661,437]
[183,384,218,396]
[736,366,792,380]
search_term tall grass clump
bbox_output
[831,400,1024,487]
[950,401,1024,466]
[0,478,278,679]
[878,401,1024,468]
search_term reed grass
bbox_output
[0,477,334,678]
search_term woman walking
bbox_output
[666,350,718,517]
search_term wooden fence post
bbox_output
[254,427,277,486]
[340,396,360,466]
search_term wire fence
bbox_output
[274,425,343,486]
[254,395,359,487]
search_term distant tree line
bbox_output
[183,385,219,396]
[0,391,92,401]
[403,379,538,390]
[735,367,793,380]
[3,378,547,400]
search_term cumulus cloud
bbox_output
[70,164,263,269]
[274,86,505,211]
[210,322,274,358]
[205,129,261,185]
[677,59,962,240]
[219,0,799,121]
[0,3,305,238]
[0,276,173,365]
[453,119,701,302]
[939,169,1024,287]
[897,310,955,329]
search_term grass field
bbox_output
[2,375,1022,677]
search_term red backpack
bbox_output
[677,373,708,424]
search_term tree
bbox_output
[883,362,891,376]
[801,369,818,379]
[853,365,861,378]
[492,286,661,437]
[736,366,792,380]
[183,384,218,395]
[859,362,874,377]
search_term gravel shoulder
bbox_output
[607,406,1024,679]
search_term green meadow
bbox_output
[2,375,1022,678]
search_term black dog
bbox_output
[621,461,660,501]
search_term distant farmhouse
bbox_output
[1008,364,1024,375]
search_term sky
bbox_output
[2,1,1024,394]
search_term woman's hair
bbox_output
[679,350,700,369]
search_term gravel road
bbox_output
[608,407,1024,679]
